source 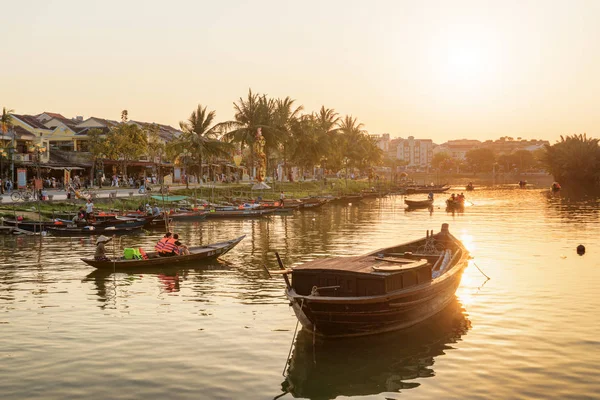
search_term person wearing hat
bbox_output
[95,235,112,261]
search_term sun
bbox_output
[427,30,502,93]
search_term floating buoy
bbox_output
[577,245,585,255]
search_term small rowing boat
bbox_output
[81,235,246,270]
[404,198,434,208]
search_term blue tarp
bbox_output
[151,195,189,202]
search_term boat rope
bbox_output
[282,298,303,377]
[473,261,490,280]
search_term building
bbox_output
[394,136,434,168]
[434,139,482,160]
[371,133,390,153]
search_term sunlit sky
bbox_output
[2,0,599,143]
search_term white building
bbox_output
[395,136,434,168]
[371,133,390,153]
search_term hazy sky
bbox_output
[2,0,599,143]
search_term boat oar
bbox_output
[275,252,291,289]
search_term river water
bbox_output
[1,185,599,399]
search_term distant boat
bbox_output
[278,223,469,337]
[404,198,434,208]
[445,198,465,209]
[465,183,474,191]
[551,182,561,192]
[405,184,450,194]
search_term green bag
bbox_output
[123,248,135,260]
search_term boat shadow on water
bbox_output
[279,298,470,399]
[82,260,234,304]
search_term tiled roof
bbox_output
[11,114,51,130]
[40,112,66,119]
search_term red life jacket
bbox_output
[155,237,168,252]
[138,247,149,260]
[162,238,178,254]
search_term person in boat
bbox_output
[156,232,178,257]
[173,233,190,255]
[85,198,94,219]
[137,203,145,212]
[552,182,561,191]
[152,204,161,216]
[279,191,285,207]
[428,191,434,201]
[94,235,112,261]
[449,193,456,202]
[73,207,86,223]
[458,192,465,201]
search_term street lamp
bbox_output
[182,149,191,189]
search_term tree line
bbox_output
[88,89,384,181]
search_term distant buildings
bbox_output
[3,111,183,182]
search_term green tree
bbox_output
[104,110,148,178]
[541,134,600,185]
[224,89,276,178]
[87,128,108,184]
[1,107,14,180]
[432,152,456,172]
[179,105,232,183]
[273,97,303,179]
[465,148,496,173]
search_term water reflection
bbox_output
[82,261,233,308]
[280,299,470,399]
[544,187,600,222]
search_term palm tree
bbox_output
[224,89,277,179]
[179,105,232,183]
[1,107,15,181]
[273,97,303,180]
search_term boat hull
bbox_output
[287,268,464,337]
[81,235,245,270]
[284,226,469,338]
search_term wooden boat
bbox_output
[445,198,465,208]
[329,195,363,204]
[81,235,246,270]
[405,184,450,194]
[46,224,144,236]
[299,198,329,209]
[404,198,434,208]
[465,183,474,191]
[279,223,469,337]
[168,210,208,221]
[204,209,276,218]
[3,219,60,232]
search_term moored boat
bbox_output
[279,223,469,337]
[204,209,276,218]
[46,224,144,236]
[81,235,246,270]
[404,198,434,208]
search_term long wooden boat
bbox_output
[204,209,276,218]
[404,198,434,208]
[46,225,144,236]
[332,195,363,204]
[81,235,246,270]
[405,185,450,194]
[280,223,469,337]
[168,210,208,221]
[3,220,59,232]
